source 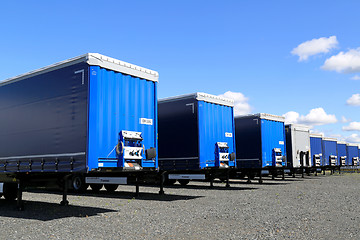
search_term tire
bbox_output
[71,175,88,193]
[104,184,118,193]
[90,184,103,193]
[3,183,17,201]
[178,179,190,186]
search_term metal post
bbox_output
[60,175,70,206]
[159,172,165,195]
[210,172,214,188]
[301,166,304,178]
[247,172,251,184]
[16,180,24,211]
[258,170,263,184]
[225,169,230,188]
[135,177,140,197]
[282,167,285,180]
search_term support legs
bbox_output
[60,175,70,206]
[16,180,24,211]
[159,172,165,195]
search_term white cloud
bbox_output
[283,111,299,124]
[291,36,338,61]
[345,134,360,143]
[322,48,360,73]
[341,116,351,123]
[346,94,360,106]
[283,108,337,126]
[342,122,360,131]
[351,75,360,80]
[219,91,252,116]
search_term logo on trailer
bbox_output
[225,132,232,138]
[140,118,153,125]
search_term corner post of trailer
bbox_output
[16,179,24,211]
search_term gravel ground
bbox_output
[0,172,359,240]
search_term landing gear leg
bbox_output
[60,175,70,206]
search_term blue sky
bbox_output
[0,0,359,143]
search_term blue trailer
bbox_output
[322,137,338,174]
[346,143,359,166]
[337,141,347,166]
[158,92,236,186]
[310,133,323,174]
[234,113,286,182]
[0,53,159,208]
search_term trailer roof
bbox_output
[235,113,285,122]
[346,143,359,147]
[0,53,159,87]
[285,124,310,132]
[310,133,323,138]
[322,137,337,142]
[337,141,347,145]
[159,92,234,107]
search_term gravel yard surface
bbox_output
[0,173,359,240]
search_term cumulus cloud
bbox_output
[346,94,360,106]
[345,134,360,143]
[322,48,360,73]
[282,111,299,124]
[351,75,360,80]
[219,91,252,116]
[283,108,337,127]
[291,36,338,61]
[342,122,360,131]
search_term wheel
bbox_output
[104,184,118,193]
[3,183,17,201]
[71,175,88,192]
[178,179,190,186]
[90,184,103,193]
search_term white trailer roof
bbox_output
[310,133,323,138]
[0,53,159,87]
[159,92,235,107]
[286,124,310,132]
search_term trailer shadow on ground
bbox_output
[27,189,204,202]
[0,199,116,221]
[157,183,258,191]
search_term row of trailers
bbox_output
[0,53,358,210]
